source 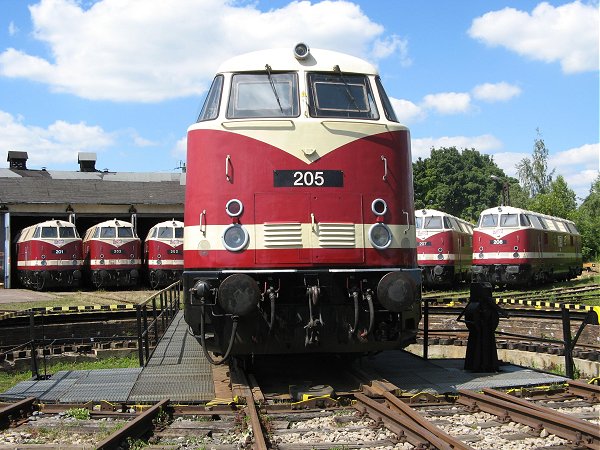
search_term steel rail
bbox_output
[95,398,170,450]
[354,392,454,450]
[369,381,474,450]
[0,397,36,429]
[480,387,598,435]
[567,379,600,403]
[229,362,268,450]
[457,389,598,449]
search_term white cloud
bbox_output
[0,0,402,102]
[411,134,502,160]
[172,136,187,158]
[549,143,599,200]
[372,35,411,67]
[472,82,522,102]
[469,1,599,74]
[422,92,472,114]
[8,22,19,36]
[0,110,113,168]
[390,98,425,123]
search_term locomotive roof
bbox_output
[20,219,76,232]
[478,205,576,225]
[217,46,378,75]
[415,208,473,224]
[149,219,184,228]
[90,218,135,228]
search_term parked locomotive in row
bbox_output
[472,206,582,286]
[83,219,142,289]
[145,220,184,289]
[415,209,473,287]
[183,44,422,361]
[15,220,83,290]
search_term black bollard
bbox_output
[462,282,501,372]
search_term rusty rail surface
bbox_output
[457,389,599,449]
[567,379,600,403]
[354,392,458,450]
[95,399,170,450]
[0,397,36,429]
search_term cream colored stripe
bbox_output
[184,224,416,251]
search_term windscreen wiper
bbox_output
[265,64,284,113]
[333,64,359,111]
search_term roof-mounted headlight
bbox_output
[293,42,310,60]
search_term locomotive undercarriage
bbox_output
[90,269,139,289]
[472,262,580,287]
[421,264,468,287]
[18,269,82,291]
[148,269,183,290]
[184,270,421,359]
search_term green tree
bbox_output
[574,176,600,261]
[528,175,577,219]
[412,147,512,222]
[516,129,555,197]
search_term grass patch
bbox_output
[0,290,157,312]
[0,355,139,393]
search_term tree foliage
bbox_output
[528,175,577,219]
[573,176,600,261]
[412,147,511,222]
[516,129,555,197]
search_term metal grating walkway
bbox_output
[0,311,215,403]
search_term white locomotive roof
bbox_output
[415,208,473,225]
[217,46,378,75]
[90,218,135,228]
[478,205,576,225]
[149,219,184,229]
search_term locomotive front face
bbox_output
[183,45,422,357]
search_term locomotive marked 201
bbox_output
[183,44,422,360]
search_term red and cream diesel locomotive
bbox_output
[471,206,582,286]
[144,220,184,289]
[415,209,473,286]
[83,219,141,289]
[183,43,422,360]
[15,219,83,290]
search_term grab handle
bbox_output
[225,155,231,182]
[381,155,388,181]
[200,210,207,236]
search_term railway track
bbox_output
[0,362,598,449]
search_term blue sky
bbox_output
[0,0,598,202]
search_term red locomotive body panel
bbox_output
[184,129,415,270]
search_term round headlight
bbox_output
[225,199,243,217]
[368,223,392,249]
[293,42,310,60]
[371,198,387,216]
[222,224,249,252]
